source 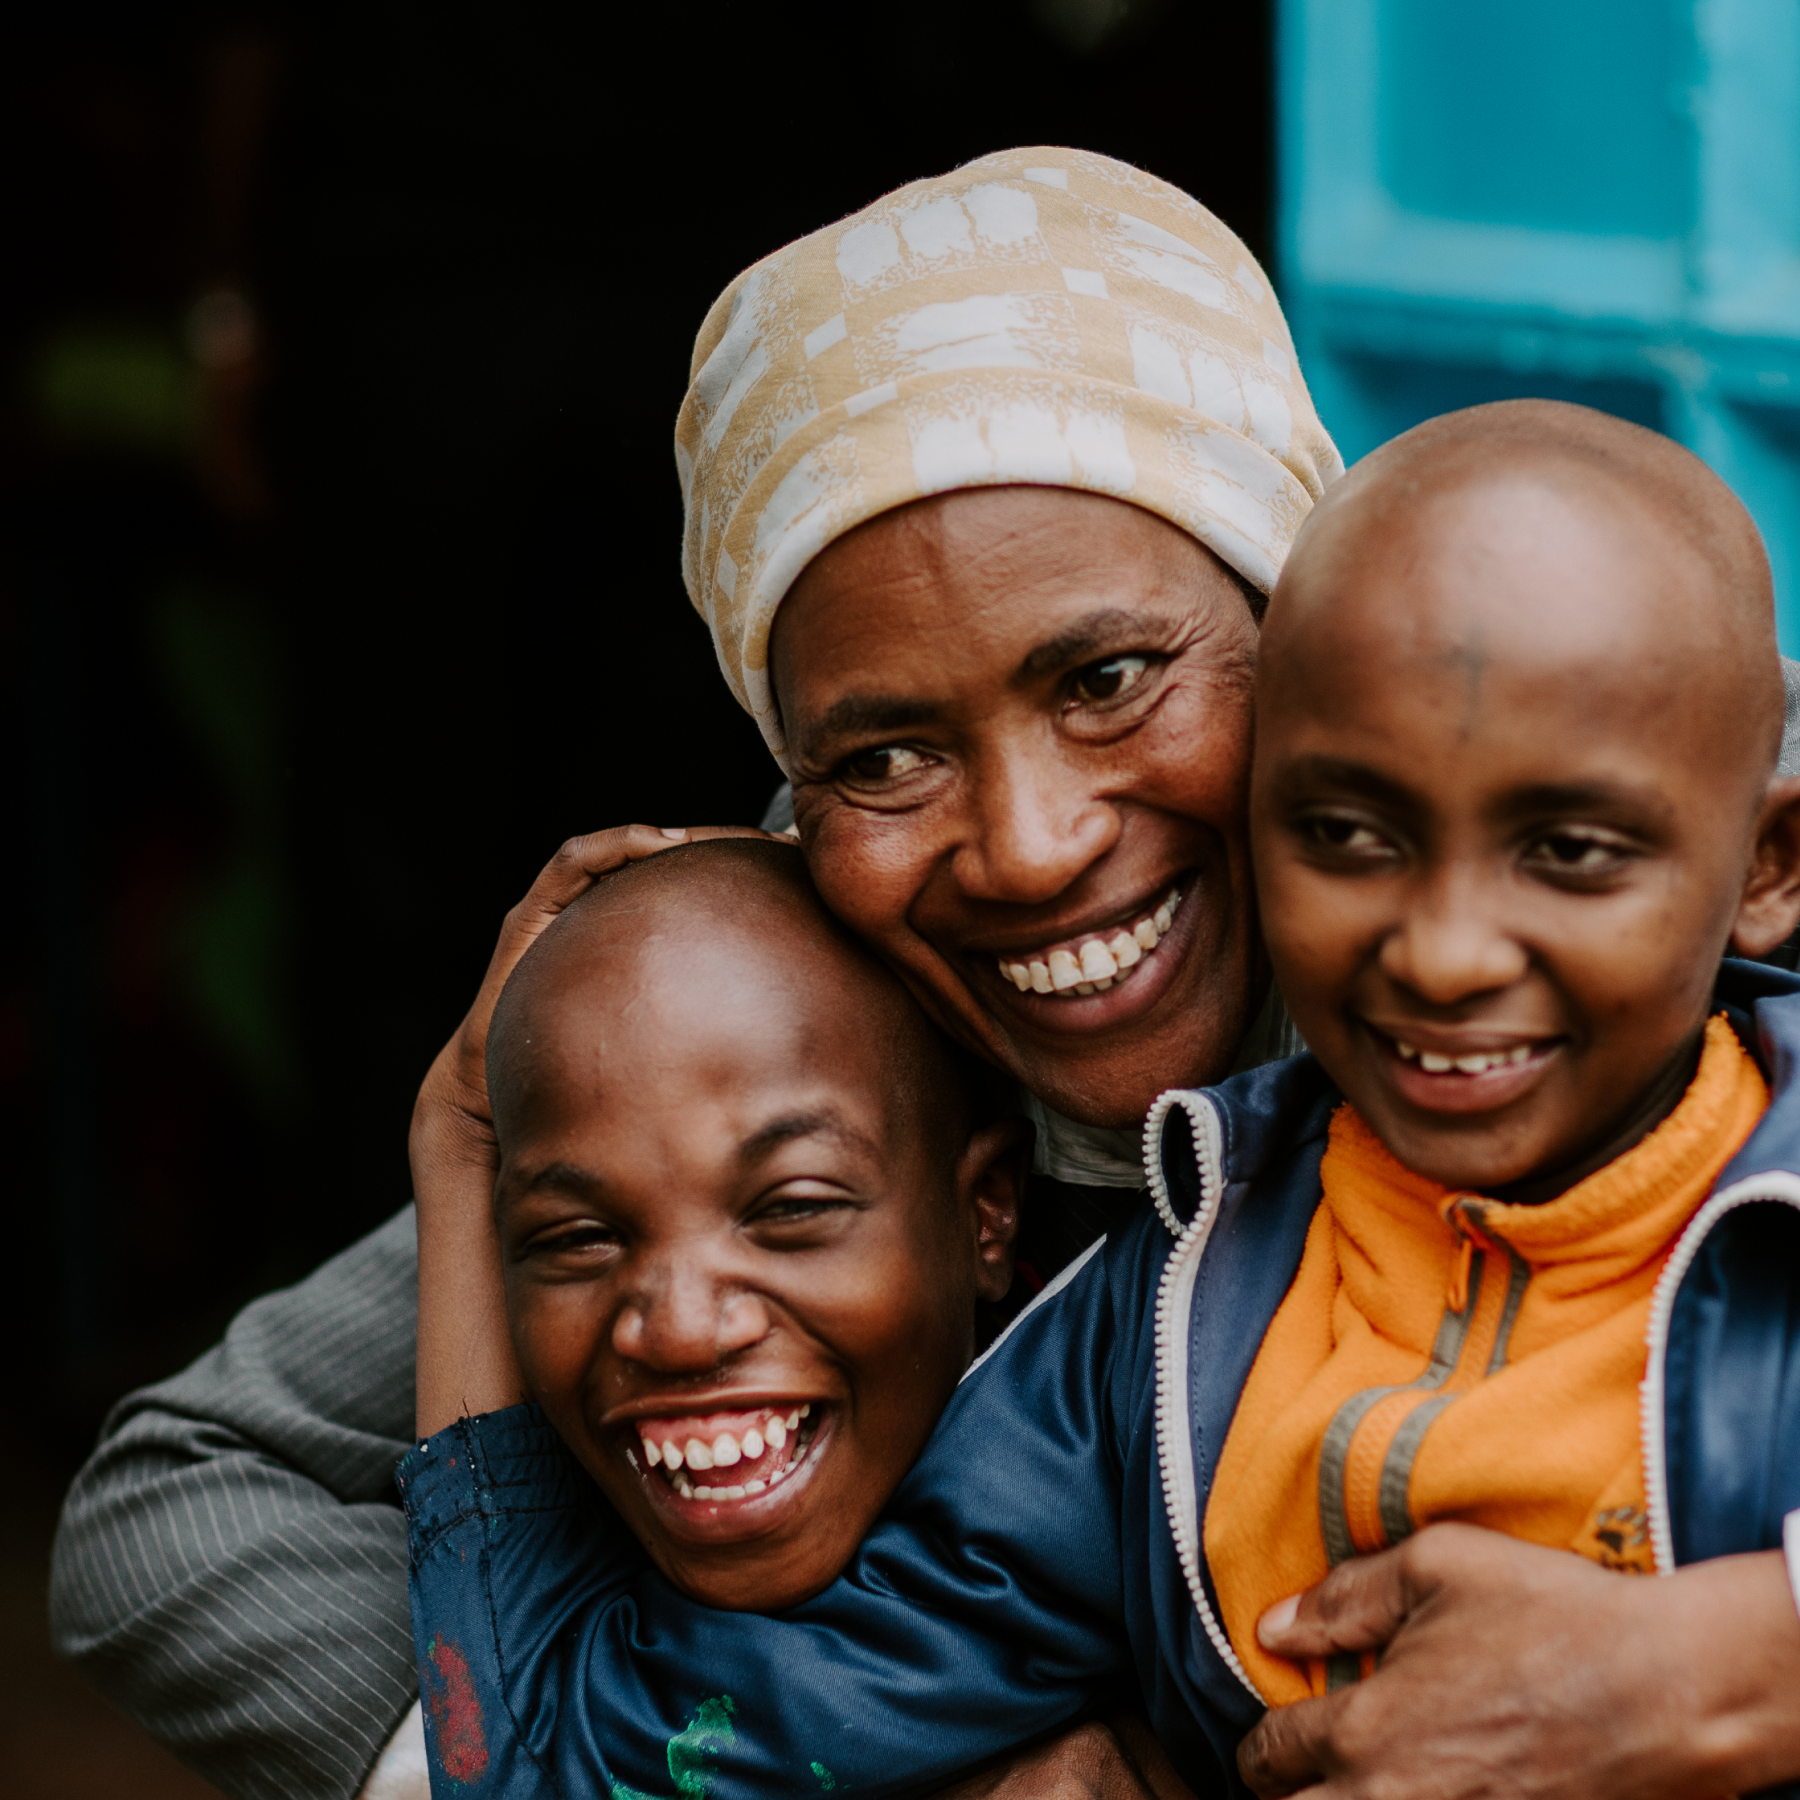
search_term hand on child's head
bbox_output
[1252,400,1800,1194]
[484,840,1024,1611]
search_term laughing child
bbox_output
[402,401,1800,1797]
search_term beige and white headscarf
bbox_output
[676,145,1343,765]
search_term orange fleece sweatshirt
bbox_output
[1204,1014,1768,1703]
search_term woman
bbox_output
[54,148,1800,1800]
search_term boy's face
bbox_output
[1254,471,1789,1192]
[493,914,1018,1612]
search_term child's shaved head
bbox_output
[1272,399,1784,799]
[488,837,986,1158]
[1252,399,1800,1196]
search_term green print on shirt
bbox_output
[609,1699,841,1798]
[611,1696,736,1800]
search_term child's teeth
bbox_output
[722,1484,746,1500]
[764,1415,786,1449]
[684,1438,714,1471]
[1419,1052,1454,1073]
[741,1428,764,1459]
[1453,1053,1493,1074]
[1395,1040,1420,1062]
[710,1433,741,1466]
[745,1478,766,1495]
[786,1408,801,1430]
[798,1403,811,1418]
[674,1473,693,1497]
[642,1436,662,1467]
[1509,1044,1532,1064]
[694,1484,714,1499]
[662,1440,683,1470]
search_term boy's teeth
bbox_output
[764,1416,786,1449]
[684,1438,714,1471]
[662,1440,683,1469]
[1395,1039,1538,1074]
[741,1428,764,1459]
[643,1404,821,1502]
[997,887,1181,999]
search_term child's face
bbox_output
[493,914,1018,1612]
[1253,470,1788,1192]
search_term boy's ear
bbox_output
[1732,775,1800,958]
[959,1116,1031,1305]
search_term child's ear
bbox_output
[958,1116,1030,1304]
[1732,775,1800,958]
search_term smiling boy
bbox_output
[403,402,1800,1797]
[467,837,1024,1613]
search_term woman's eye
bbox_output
[839,744,930,784]
[1302,813,1389,854]
[1071,655,1152,705]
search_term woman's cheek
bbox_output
[801,798,929,947]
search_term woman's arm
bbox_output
[48,1206,422,1800]
[1238,1523,1800,1799]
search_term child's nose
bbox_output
[1379,881,1529,1003]
[611,1263,772,1373]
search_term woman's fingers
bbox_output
[1254,1539,1421,1662]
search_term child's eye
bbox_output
[1299,812,1392,855]
[1525,829,1631,875]
[1070,654,1153,706]
[837,744,931,786]
[748,1185,858,1232]
[527,1221,622,1258]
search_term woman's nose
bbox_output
[1378,875,1530,1004]
[953,741,1119,904]
[610,1261,772,1373]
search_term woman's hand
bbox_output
[411,824,779,1437]
[1237,1522,1800,1799]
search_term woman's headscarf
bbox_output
[676,145,1343,764]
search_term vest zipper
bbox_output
[1144,1088,1265,1705]
[1640,1168,1800,1574]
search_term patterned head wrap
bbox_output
[676,145,1343,763]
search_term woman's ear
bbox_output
[1732,775,1800,958]
[958,1116,1031,1304]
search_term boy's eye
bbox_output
[525,1220,621,1259]
[1526,829,1631,875]
[1300,812,1392,855]
[838,744,930,785]
[1070,654,1152,705]
[748,1184,859,1232]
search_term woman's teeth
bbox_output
[638,1405,815,1503]
[996,887,1181,997]
[1394,1038,1535,1074]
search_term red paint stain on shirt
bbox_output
[423,1635,489,1783]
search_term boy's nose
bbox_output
[610,1261,772,1374]
[1378,880,1530,1004]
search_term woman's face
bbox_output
[771,486,1265,1128]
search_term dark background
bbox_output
[1,2,1269,1788]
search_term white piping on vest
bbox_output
[1640,1168,1800,1575]
[1145,1087,1265,1704]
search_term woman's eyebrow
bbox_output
[1015,607,1173,680]
[797,694,940,758]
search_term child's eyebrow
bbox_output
[739,1110,878,1166]
[1486,779,1675,829]
[1274,754,1422,813]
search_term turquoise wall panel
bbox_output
[1279,0,1800,650]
